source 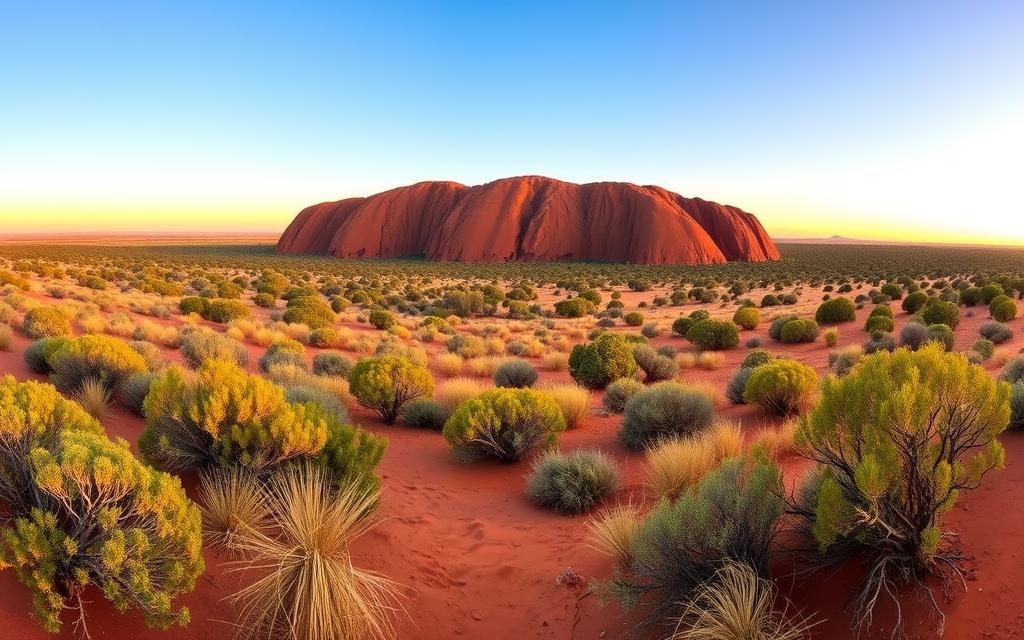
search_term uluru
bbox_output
[276,176,780,264]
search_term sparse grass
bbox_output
[466,355,508,377]
[541,382,591,429]
[542,352,569,371]
[671,561,814,640]
[696,351,725,370]
[703,420,743,460]
[683,380,722,407]
[586,502,642,566]
[676,352,697,369]
[229,467,401,640]
[434,377,487,414]
[750,420,798,459]
[198,468,271,552]
[74,377,112,420]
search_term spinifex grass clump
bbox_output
[794,344,1011,634]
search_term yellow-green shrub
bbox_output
[743,359,818,416]
[348,355,435,424]
[443,388,565,462]
[47,334,149,394]
[22,305,71,339]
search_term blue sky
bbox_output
[1,1,1022,242]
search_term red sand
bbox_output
[276,176,780,264]
[1,281,1022,640]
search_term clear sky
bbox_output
[2,1,1022,244]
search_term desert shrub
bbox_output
[253,292,276,308]
[313,352,353,377]
[281,295,335,330]
[741,349,777,369]
[179,295,208,315]
[980,283,1005,304]
[794,344,1010,634]
[732,306,760,330]
[760,294,779,307]
[443,388,566,462]
[569,333,638,389]
[901,291,929,314]
[671,311,709,337]
[828,345,864,376]
[980,321,1013,344]
[815,297,855,323]
[505,339,528,356]
[542,382,591,428]
[864,330,896,354]
[640,322,660,338]
[525,449,621,514]
[48,334,148,395]
[493,358,538,388]
[259,338,306,372]
[309,326,340,347]
[869,305,894,319]
[633,345,679,382]
[611,455,784,631]
[686,320,739,351]
[971,338,995,360]
[1011,382,1024,431]
[603,378,645,413]
[864,314,894,333]
[121,371,156,415]
[0,429,203,636]
[960,287,982,306]
[992,298,1018,322]
[367,308,395,330]
[1001,356,1024,384]
[23,337,68,374]
[620,383,715,451]
[22,305,70,339]
[204,298,250,323]
[283,384,350,424]
[767,314,798,341]
[926,323,954,351]
[920,298,959,328]
[0,324,11,351]
[554,297,593,318]
[819,327,838,348]
[349,355,434,424]
[141,360,385,493]
[897,321,926,350]
[778,319,819,344]
[725,367,754,405]
[402,399,449,430]
[743,360,817,416]
[434,377,486,415]
[228,467,399,640]
[446,333,486,359]
[180,329,248,368]
[670,561,813,640]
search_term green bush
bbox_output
[768,314,799,341]
[178,296,208,316]
[349,355,434,424]
[568,333,638,389]
[180,330,248,368]
[778,318,820,343]
[623,311,644,326]
[685,319,739,350]
[901,291,929,314]
[612,455,784,629]
[22,306,70,339]
[443,388,565,462]
[815,297,856,323]
[619,382,714,451]
[960,287,982,307]
[972,338,995,360]
[203,298,250,323]
[864,314,894,333]
[402,399,449,430]
[259,338,306,372]
[23,336,69,374]
[920,298,959,328]
[0,430,203,635]
[726,366,755,405]
[992,298,1018,322]
[980,283,1005,304]
[253,292,276,308]
[121,372,156,416]
[732,306,760,330]
[1011,382,1024,431]
[141,359,385,493]
[525,449,620,514]
[633,345,679,382]
[554,298,593,318]
[743,359,818,416]
[795,345,1010,633]
[880,283,903,300]
[671,310,709,337]
[312,352,353,377]
[493,359,539,388]
[925,323,954,351]
[48,334,149,394]
[602,378,644,413]
[1001,356,1024,384]
[869,305,894,319]
[741,349,777,369]
[980,321,1013,344]
[367,308,396,330]
[282,295,335,329]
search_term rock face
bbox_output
[277,176,779,264]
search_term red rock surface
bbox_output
[277,176,780,264]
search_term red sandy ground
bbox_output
[0,280,1022,640]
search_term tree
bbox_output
[794,344,1010,634]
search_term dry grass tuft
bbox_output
[198,468,270,552]
[676,352,698,369]
[541,382,591,429]
[435,353,464,377]
[0,324,12,351]
[229,467,401,640]
[541,352,570,371]
[696,351,725,370]
[434,377,487,414]
[750,420,798,459]
[74,377,112,420]
[586,502,642,566]
[644,436,719,499]
[671,561,814,640]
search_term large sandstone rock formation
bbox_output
[277,176,779,264]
